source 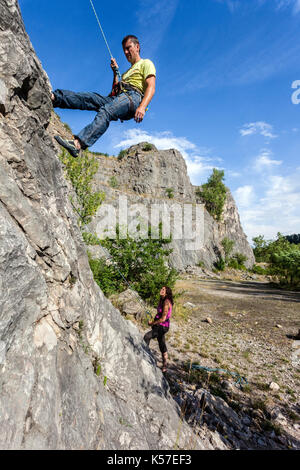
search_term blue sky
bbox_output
[19,0,300,242]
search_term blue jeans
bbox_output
[52,89,142,149]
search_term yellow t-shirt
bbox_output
[122,59,156,94]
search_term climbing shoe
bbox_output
[54,135,80,158]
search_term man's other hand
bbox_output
[135,105,146,123]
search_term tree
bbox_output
[196,169,227,221]
[89,226,178,304]
[285,234,300,245]
[252,233,300,287]
[221,237,235,262]
[252,235,273,262]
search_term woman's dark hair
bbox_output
[122,35,140,51]
[159,286,174,309]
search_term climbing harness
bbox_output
[191,364,248,390]
[89,0,122,82]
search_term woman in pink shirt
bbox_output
[144,286,173,373]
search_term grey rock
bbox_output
[269,381,280,391]
[257,438,266,447]
[221,380,236,393]
[241,416,251,426]
[110,289,150,320]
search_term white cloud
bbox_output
[115,129,219,183]
[115,129,196,155]
[254,149,283,171]
[240,122,277,139]
[236,173,300,241]
[234,185,255,207]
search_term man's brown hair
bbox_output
[122,35,140,51]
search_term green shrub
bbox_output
[195,169,227,221]
[222,237,235,262]
[197,261,205,268]
[251,264,268,275]
[166,188,174,199]
[228,258,239,269]
[109,176,119,188]
[252,233,300,286]
[88,255,122,297]
[214,256,226,271]
[142,143,154,152]
[89,225,178,304]
[59,149,105,227]
[118,149,127,160]
[228,253,248,269]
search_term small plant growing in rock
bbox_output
[93,357,102,376]
[118,149,127,160]
[69,273,77,287]
[109,176,119,188]
[195,169,227,221]
[63,122,72,133]
[166,188,174,199]
[142,143,154,152]
[261,420,282,436]
[59,149,105,227]
[197,261,205,268]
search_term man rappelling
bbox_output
[52,35,156,158]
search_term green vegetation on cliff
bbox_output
[59,149,105,226]
[196,169,227,221]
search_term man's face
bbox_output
[123,40,140,64]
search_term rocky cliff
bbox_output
[80,143,254,270]
[0,0,225,450]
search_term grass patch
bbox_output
[256,382,269,391]
[252,399,268,413]
[261,420,282,436]
[173,304,191,324]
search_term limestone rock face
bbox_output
[89,144,255,270]
[0,0,219,450]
